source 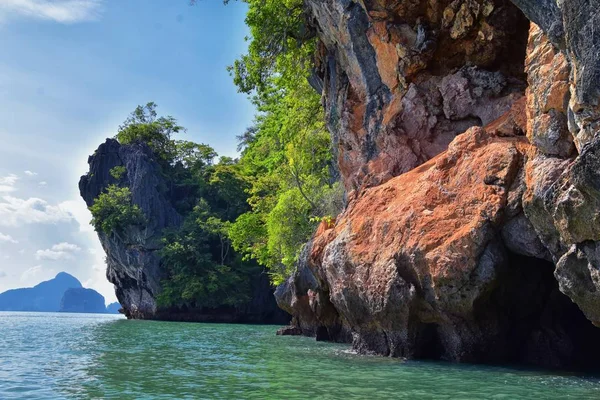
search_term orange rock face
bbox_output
[525,24,573,157]
[311,123,532,359]
[277,1,600,369]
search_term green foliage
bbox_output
[109,166,126,180]
[265,188,313,284]
[157,200,257,309]
[230,0,312,94]
[89,185,146,235]
[227,0,344,284]
[115,102,184,164]
[228,212,269,267]
[174,140,217,170]
[151,143,254,309]
[97,0,344,307]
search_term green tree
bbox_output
[109,166,127,180]
[229,0,312,94]
[116,102,184,164]
[157,200,256,308]
[89,185,146,235]
[226,0,343,284]
[174,140,217,170]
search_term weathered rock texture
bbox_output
[278,0,600,369]
[80,139,288,324]
[80,139,182,319]
[308,0,529,190]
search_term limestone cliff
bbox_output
[278,0,600,369]
[80,139,288,324]
[80,139,182,319]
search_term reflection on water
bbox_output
[1,312,600,399]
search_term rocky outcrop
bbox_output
[59,288,107,314]
[308,0,529,190]
[80,139,182,319]
[278,0,600,369]
[80,139,288,324]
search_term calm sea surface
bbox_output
[1,312,600,399]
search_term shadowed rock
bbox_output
[79,139,182,319]
[278,0,600,369]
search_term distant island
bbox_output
[106,302,121,314]
[59,287,108,313]
[0,272,121,314]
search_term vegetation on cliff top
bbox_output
[227,0,342,284]
[88,0,340,308]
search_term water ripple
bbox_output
[1,312,600,399]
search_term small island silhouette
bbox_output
[0,272,120,314]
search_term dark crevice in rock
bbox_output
[413,322,445,361]
[476,251,600,370]
[315,326,330,341]
[509,0,564,47]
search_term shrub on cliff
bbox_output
[89,185,146,235]
[157,200,256,308]
[115,102,183,165]
[226,0,343,284]
[109,166,126,180]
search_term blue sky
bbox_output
[0,0,254,303]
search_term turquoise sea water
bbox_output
[1,312,600,399]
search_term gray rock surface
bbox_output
[80,138,183,319]
[276,0,600,369]
[306,0,529,190]
[80,139,289,324]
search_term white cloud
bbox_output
[20,265,55,282]
[24,170,37,176]
[35,249,71,260]
[38,181,47,186]
[0,233,18,244]
[0,0,103,24]
[59,199,93,233]
[35,242,81,261]
[21,265,42,281]
[0,174,18,186]
[0,196,73,226]
[52,242,81,252]
[0,174,18,193]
